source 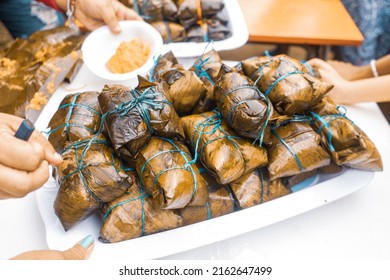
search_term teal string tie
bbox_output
[264,70,304,97]
[164,21,171,43]
[148,54,162,82]
[259,169,265,204]
[301,60,315,76]
[139,137,198,204]
[113,87,169,134]
[271,128,304,172]
[206,202,211,220]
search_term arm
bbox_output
[309,59,390,105]
[54,0,142,33]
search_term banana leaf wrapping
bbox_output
[162,0,179,21]
[186,19,231,42]
[151,21,185,43]
[47,92,102,153]
[0,27,84,117]
[281,169,318,189]
[98,77,183,162]
[267,121,330,180]
[177,0,225,28]
[230,169,291,209]
[99,180,183,243]
[180,111,268,184]
[242,54,334,115]
[53,135,133,231]
[135,137,209,209]
[148,50,179,82]
[190,49,224,114]
[214,71,274,145]
[309,97,383,171]
[128,0,164,22]
[149,51,207,115]
[178,166,234,226]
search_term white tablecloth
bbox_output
[1,63,389,260]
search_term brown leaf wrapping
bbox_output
[53,135,133,231]
[179,186,234,226]
[48,92,101,153]
[281,169,318,189]
[309,97,383,171]
[190,50,224,114]
[242,55,333,115]
[185,19,231,42]
[135,137,209,209]
[99,181,183,243]
[127,0,164,22]
[267,122,330,180]
[150,51,207,115]
[98,77,183,162]
[214,71,275,143]
[0,27,84,117]
[151,21,185,43]
[160,68,207,115]
[230,169,291,209]
[177,0,225,28]
[180,111,268,184]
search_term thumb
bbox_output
[62,235,95,260]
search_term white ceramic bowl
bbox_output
[82,20,163,81]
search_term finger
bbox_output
[0,113,62,166]
[0,161,49,198]
[0,131,45,171]
[101,2,121,33]
[62,235,95,260]
[308,58,334,71]
[30,130,63,166]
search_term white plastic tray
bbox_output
[36,169,373,260]
[34,63,374,260]
[161,0,248,57]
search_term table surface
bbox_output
[238,0,364,45]
[1,62,389,260]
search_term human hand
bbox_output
[73,0,142,33]
[0,113,62,199]
[308,58,352,105]
[11,235,95,260]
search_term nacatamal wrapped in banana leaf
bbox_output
[214,70,275,145]
[267,121,330,180]
[135,137,209,209]
[186,19,231,42]
[177,0,224,28]
[54,135,133,231]
[180,111,268,184]
[48,91,101,153]
[151,21,185,43]
[229,169,291,209]
[151,51,207,115]
[242,54,333,115]
[98,76,183,162]
[309,97,383,171]
[100,180,182,243]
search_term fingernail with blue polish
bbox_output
[80,234,94,248]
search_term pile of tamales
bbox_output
[48,50,383,243]
[119,0,231,43]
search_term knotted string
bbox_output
[148,54,162,82]
[164,21,171,43]
[193,41,215,84]
[309,106,352,152]
[45,92,101,142]
[61,137,110,202]
[270,116,314,172]
[187,110,243,166]
[132,0,153,20]
[111,87,171,134]
[139,137,198,204]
